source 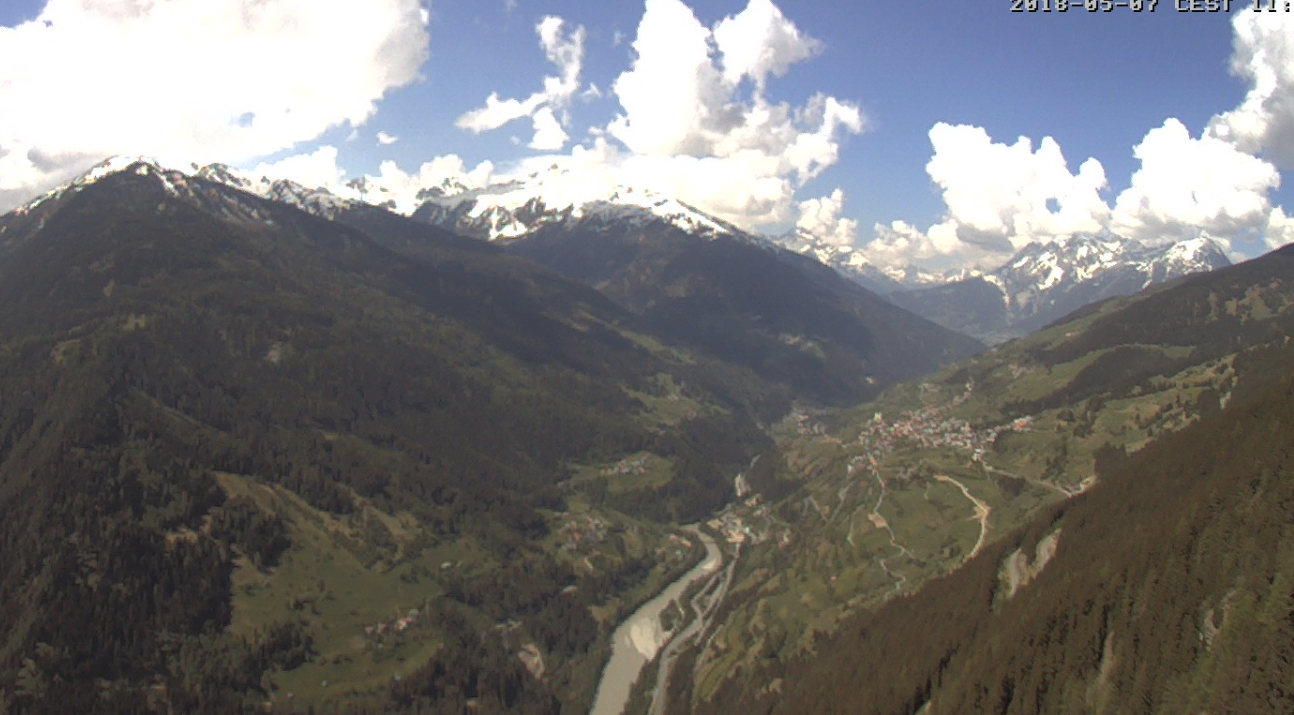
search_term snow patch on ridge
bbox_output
[9,155,754,246]
[10,156,189,214]
[416,167,747,242]
[6,155,364,222]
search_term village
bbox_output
[557,513,611,555]
[851,382,1035,479]
[707,493,773,546]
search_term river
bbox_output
[588,527,722,715]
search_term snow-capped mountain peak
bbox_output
[999,233,1230,299]
[1156,235,1228,269]
[10,156,198,215]
[413,166,745,242]
[190,162,361,219]
[888,233,1232,343]
[5,156,368,224]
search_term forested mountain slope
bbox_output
[0,162,792,714]
[414,213,987,407]
[506,220,984,406]
[703,331,1294,715]
[662,245,1294,713]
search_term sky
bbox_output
[2,0,1294,271]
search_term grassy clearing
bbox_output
[567,451,675,495]
[217,473,463,705]
[216,471,693,709]
[626,373,713,427]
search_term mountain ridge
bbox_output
[7,157,1234,350]
[887,233,1232,343]
[412,168,748,243]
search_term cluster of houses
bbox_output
[708,496,770,545]
[786,408,829,437]
[854,382,1034,470]
[362,608,422,639]
[601,455,649,477]
[558,514,609,554]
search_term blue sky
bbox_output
[2,0,1291,269]
[397,1,1254,230]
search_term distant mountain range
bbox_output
[412,168,744,242]
[886,234,1232,343]
[769,227,961,294]
[406,169,1235,345]
[15,157,1234,349]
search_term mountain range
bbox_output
[412,168,744,243]
[775,225,1233,344]
[17,157,1232,351]
[400,166,1236,346]
[886,233,1232,343]
[0,156,978,714]
[0,154,1281,715]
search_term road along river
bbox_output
[589,527,722,715]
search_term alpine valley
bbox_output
[1,157,1290,715]
[776,225,1233,344]
[412,171,1233,345]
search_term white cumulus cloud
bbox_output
[251,145,350,191]
[860,123,1111,270]
[605,0,724,158]
[252,0,861,239]
[1207,8,1294,167]
[862,108,1293,272]
[1265,206,1294,251]
[365,153,497,212]
[442,0,862,233]
[861,219,996,272]
[796,189,857,247]
[926,123,1110,253]
[1112,118,1281,245]
[598,0,862,228]
[857,8,1294,273]
[712,0,821,90]
[456,15,586,150]
[528,107,569,151]
[0,0,430,211]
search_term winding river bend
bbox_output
[589,527,722,715]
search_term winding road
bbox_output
[936,475,991,561]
